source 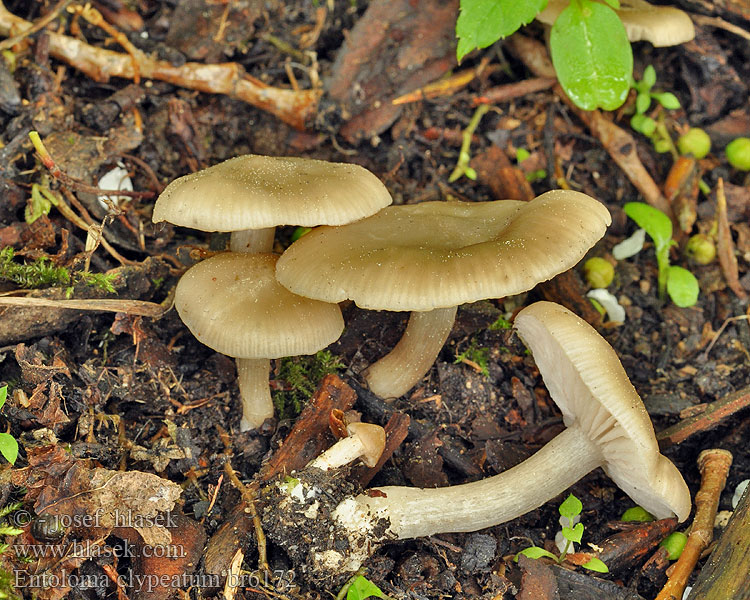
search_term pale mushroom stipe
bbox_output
[276,190,612,399]
[267,301,690,576]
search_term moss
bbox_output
[272,350,345,420]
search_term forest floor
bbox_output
[0,1,749,599]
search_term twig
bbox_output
[392,57,491,105]
[472,77,557,106]
[0,2,320,130]
[0,0,71,51]
[0,296,169,317]
[691,13,750,41]
[655,449,733,600]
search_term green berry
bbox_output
[686,234,716,265]
[660,532,688,560]
[726,137,750,171]
[677,128,711,159]
[621,506,655,522]
[584,257,614,289]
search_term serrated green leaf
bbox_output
[456,0,547,61]
[642,65,656,89]
[666,266,699,307]
[517,546,559,561]
[623,202,672,250]
[550,0,632,110]
[583,557,609,573]
[0,433,18,465]
[635,91,651,115]
[346,575,386,600]
[559,494,583,519]
[652,92,680,110]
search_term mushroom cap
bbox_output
[276,190,611,311]
[346,422,386,468]
[537,0,694,47]
[175,252,344,358]
[152,155,393,232]
[514,301,691,521]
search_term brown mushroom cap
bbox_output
[514,301,691,520]
[175,252,344,358]
[152,155,393,232]
[346,423,386,468]
[537,0,694,47]
[276,190,612,311]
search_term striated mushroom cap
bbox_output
[152,154,392,231]
[514,301,691,521]
[276,190,612,311]
[175,252,344,359]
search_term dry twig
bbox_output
[655,449,733,600]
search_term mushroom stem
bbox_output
[308,436,368,471]
[230,228,275,253]
[363,306,458,399]
[334,424,603,540]
[236,358,274,431]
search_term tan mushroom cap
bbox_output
[346,423,386,468]
[276,190,612,311]
[537,0,694,47]
[152,155,392,232]
[514,301,691,521]
[175,252,344,358]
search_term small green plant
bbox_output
[583,257,614,288]
[489,315,513,330]
[516,494,608,573]
[272,350,345,420]
[344,575,387,600]
[0,387,18,466]
[454,339,491,378]
[620,505,654,522]
[623,202,699,307]
[456,0,633,111]
[516,148,547,183]
[0,247,116,293]
[677,128,711,159]
[629,65,681,153]
[726,137,750,171]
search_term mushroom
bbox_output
[291,301,690,574]
[174,252,344,431]
[276,190,612,399]
[308,423,386,471]
[152,154,393,253]
[537,0,694,47]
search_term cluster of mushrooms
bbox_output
[153,155,691,579]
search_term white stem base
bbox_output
[335,424,603,540]
[364,306,458,400]
[230,228,275,253]
[308,437,365,471]
[237,358,274,431]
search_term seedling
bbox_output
[726,137,750,171]
[622,202,699,307]
[516,148,547,183]
[0,386,18,465]
[660,531,687,560]
[342,575,387,600]
[516,494,609,573]
[677,128,711,159]
[630,65,681,155]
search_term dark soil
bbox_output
[1,1,749,599]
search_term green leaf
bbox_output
[623,202,672,251]
[550,0,633,110]
[0,433,18,465]
[346,575,386,600]
[456,0,547,62]
[0,385,6,410]
[635,91,651,115]
[517,546,559,561]
[621,506,655,522]
[601,0,620,8]
[652,92,680,110]
[583,557,609,573]
[25,184,53,225]
[559,494,583,519]
[562,522,584,544]
[631,114,656,136]
[666,266,699,307]
[642,65,656,89]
